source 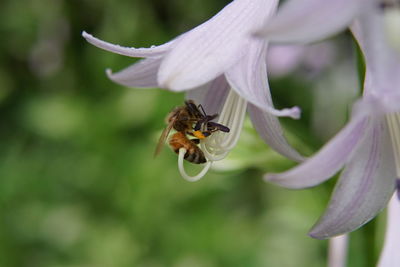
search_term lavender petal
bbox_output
[107,57,162,88]
[158,0,278,90]
[82,31,173,58]
[248,103,304,162]
[351,5,400,97]
[225,40,300,119]
[264,114,369,188]
[377,195,400,267]
[309,120,396,239]
[255,0,368,44]
[185,75,230,116]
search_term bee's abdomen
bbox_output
[169,132,206,164]
[184,148,206,164]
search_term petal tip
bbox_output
[158,81,171,91]
[309,223,345,240]
[267,105,302,119]
[82,31,91,39]
[308,230,329,240]
[289,106,301,119]
[105,68,113,77]
[263,173,276,182]
[158,75,187,91]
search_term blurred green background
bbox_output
[0,0,382,266]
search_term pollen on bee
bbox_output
[193,130,206,139]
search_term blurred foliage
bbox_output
[0,0,381,266]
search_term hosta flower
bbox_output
[264,2,400,239]
[83,0,303,181]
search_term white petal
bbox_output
[351,6,400,96]
[378,196,400,267]
[225,40,300,119]
[255,0,367,44]
[264,113,369,188]
[309,120,396,239]
[158,0,278,90]
[185,84,210,104]
[106,57,162,88]
[82,31,173,58]
[248,104,304,162]
[186,75,230,116]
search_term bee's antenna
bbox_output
[198,104,207,117]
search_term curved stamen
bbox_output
[201,89,247,161]
[178,148,212,182]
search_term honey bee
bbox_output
[154,100,230,164]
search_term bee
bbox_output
[154,100,230,164]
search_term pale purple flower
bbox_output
[82,0,304,180]
[263,1,400,239]
[378,194,400,267]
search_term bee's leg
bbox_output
[201,131,212,137]
[198,104,218,120]
[191,138,200,144]
[186,131,195,136]
[198,104,207,116]
[193,120,202,131]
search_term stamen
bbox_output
[201,90,247,161]
[328,235,348,267]
[178,148,212,182]
[386,113,400,177]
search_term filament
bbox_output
[328,235,348,267]
[201,89,247,161]
[386,113,400,177]
[178,148,212,182]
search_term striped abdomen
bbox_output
[169,132,206,164]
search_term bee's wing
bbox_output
[154,119,175,157]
